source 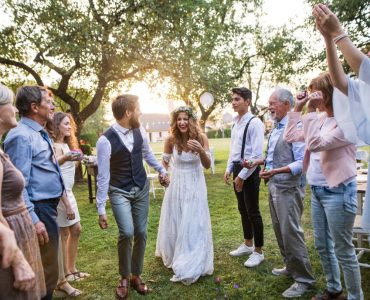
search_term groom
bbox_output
[96,94,169,300]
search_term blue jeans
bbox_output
[311,181,363,300]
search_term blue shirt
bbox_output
[265,115,305,175]
[4,117,64,224]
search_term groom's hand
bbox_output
[159,173,170,187]
[98,214,108,229]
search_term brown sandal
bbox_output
[130,277,151,295]
[116,278,129,300]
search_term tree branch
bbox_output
[0,57,44,86]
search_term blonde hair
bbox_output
[0,84,14,105]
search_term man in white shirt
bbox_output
[224,87,265,268]
[96,94,169,300]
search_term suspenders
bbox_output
[240,116,256,161]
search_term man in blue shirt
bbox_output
[4,86,63,300]
[260,88,315,298]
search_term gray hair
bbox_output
[0,84,14,105]
[274,88,294,108]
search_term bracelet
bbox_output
[333,33,348,44]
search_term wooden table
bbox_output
[86,164,98,203]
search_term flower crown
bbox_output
[173,106,197,120]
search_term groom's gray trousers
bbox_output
[108,179,150,277]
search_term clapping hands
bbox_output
[294,90,323,113]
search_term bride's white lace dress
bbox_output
[155,148,214,285]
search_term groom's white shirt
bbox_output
[96,123,166,215]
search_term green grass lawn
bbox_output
[68,138,370,300]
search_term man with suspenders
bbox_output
[224,87,265,268]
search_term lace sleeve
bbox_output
[162,153,172,163]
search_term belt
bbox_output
[32,197,60,204]
[3,205,27,218]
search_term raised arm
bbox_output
[313,4,367,76]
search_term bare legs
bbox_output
[60,223,82,275]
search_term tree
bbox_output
[0,0,210,136]
[156,2,308,124]
[306,0,369,48]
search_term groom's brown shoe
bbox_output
[116,278,129,300]
[130,276,151,295]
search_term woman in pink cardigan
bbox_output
[284,73,363,300]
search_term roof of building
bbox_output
[140,113,170,132]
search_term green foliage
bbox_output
[1,0,230,133]
[206,128,231,139]
[80,133,98,148]
[80,143,92,155]
[306,0,369,48]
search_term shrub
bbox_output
[206,128,231,139]
[80,133,98,147]
[80,143,93,155]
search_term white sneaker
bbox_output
[229,243,254,257]
[282,282,311,298]
[244,252,264,267]
[272,267,291,277]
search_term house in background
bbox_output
[141,113,170,142]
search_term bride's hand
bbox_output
[187,139,203,153]
[12,249,36,291]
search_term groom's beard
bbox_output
[130,116,141,129]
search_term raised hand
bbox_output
[186,139,203,154]
[294,91,309,112]
[313,4,344,39]
[307,91,324,112]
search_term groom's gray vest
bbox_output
[103,127,147,191]
[270,132,305,189]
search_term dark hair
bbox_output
[15,86,50,116]
[231,87,252,101]
[308,72,333,111]
[112,94,138,120]
[52,112,79,150]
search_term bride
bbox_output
[155,106,214,285]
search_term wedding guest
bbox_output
[313,3,370,234]
[51,112,85,297]
[4,86,64,300]
[224,87,265,267]
[284,72,363,300]
[156,106,213,284]
[0,83,46,299]
[96,94,169,299]
[260,88,315,298]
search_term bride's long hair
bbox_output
[169,106,204,154]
